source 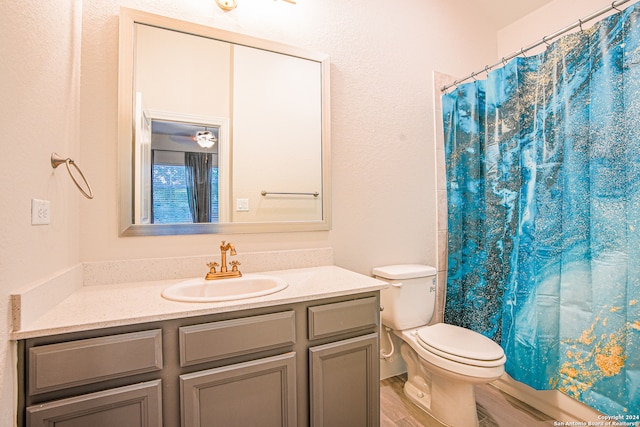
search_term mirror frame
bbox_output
[118,7,331,236]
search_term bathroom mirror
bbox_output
[118,7,331,236]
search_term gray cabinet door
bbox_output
[26,379,162,427]
[180,352,297,427]
[309,333,380,427]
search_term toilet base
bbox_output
[401,342,481,427]
[403,376,479,427]
[403,380,431,412]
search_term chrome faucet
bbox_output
[205,241,242,280]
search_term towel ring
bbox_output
[51,153,94,199]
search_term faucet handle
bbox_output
[230,260,241,272]
[207,261,219,273]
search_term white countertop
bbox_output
[11,265,387,340]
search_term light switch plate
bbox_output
[31,199,51,225]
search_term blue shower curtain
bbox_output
[443,4,640,415]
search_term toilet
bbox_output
[373,264,506,427]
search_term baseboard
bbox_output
[492,374,602,423]
[380,357,406,380]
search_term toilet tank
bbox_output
[372,264,437,330]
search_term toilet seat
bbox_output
[416,323,505,368]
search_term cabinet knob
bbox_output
[379,305,384,312]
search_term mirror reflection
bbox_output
[119,8,331,236]
[149,120,220,225]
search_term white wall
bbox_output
[79,0,500,272]
[498,0,620,57]
[0,0,83,424]
[0,0,519,423]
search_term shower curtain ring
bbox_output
[470,71,477,81]
[578,18,584,32]
[520,48,528,58]
[484,65,491,75]
[612,1,621,12]
[543,35,550,46]
[502,57,508,66]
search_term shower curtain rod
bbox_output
[441,0,633,92]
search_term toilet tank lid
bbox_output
[371,264,437,280]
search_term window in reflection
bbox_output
[150,120,220,224]
[151,162,219,224]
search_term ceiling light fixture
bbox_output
[216,0,296,11]
[216,0,237,11]
[195,130,217,148]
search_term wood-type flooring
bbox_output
[380,375,556,427]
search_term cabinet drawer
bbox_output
[179,310,296,367]
[308,296,379,340]
[28,329,162,396]
[26,379,162,427]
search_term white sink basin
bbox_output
[161,274,288,302]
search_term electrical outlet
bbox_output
[236,198,249,212]
[31,199,51,225]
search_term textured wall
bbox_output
[78,0,501,273]
[498,0,619,57]
[0,0,83,424]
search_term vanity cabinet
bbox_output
[308,297,380,427]
[23,329,163,426]
[18,292,379,427]
[178,311,298,426]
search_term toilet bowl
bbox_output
[396,324,505,426]
[373,265,506,427]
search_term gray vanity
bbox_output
[13,265,385,427]
[12,3,381,424]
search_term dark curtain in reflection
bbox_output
[185,152,212,223]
